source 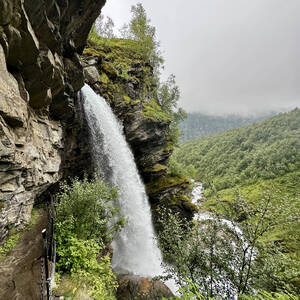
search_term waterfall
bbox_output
[81,84,164,278]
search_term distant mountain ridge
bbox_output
[179,112,277,142]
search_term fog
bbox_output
[102,0,300,115]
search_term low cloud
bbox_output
[103,0,300,115]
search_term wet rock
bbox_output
[117,274,174,300]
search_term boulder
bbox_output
[117,274,174,300]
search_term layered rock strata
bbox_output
[0,0,106,242]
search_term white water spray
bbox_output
[82,84,164,277]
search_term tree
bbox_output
[128,3,163,71]
[158,74,180,114]
[95,14,115,38]
[157,189,300,299]
[157,74,187,145]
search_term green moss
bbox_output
[144,164,168,173]
[100,73,109,84]
[169,194,198,213]
[123,95,131,104]
[143,98,172,123]
[101,62,118,77]
[84,36,171,125]
[0,207,42,259]
[146,175,191,195]
[0,229,20,258]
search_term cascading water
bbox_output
[81,84,164,277]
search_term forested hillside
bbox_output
[174,108,299,192]
[171,108,300,294]
[179,112,276,141]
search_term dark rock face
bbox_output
[117,274,174,300]
[0,0,106,120]
[0,0,106,242]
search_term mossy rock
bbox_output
[146,175,191,195]
[123,95,131,104]
[101,62,118,77]
[142,99,172,123]
[144,164,168,174]
[100,72,109,84]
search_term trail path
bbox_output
[0,210,47,300]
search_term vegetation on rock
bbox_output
[0,208,42,259]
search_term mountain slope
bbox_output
[173,109,300,292]
[179,112,276,142]
[174,108,300,193]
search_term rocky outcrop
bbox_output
[117,274,174,300]
[0,44,62,241]
[0,0,106,242]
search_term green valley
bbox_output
[171,108,300,295]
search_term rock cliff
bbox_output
[0,0,106,242]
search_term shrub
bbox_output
[55,177,125,300]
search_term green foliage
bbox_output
[164,289,298,300]
[143,98,173,123]
[163,280,215,300]
[157,207,238,298]
[56,237,117,300]
[157,189,300,299]
[55,177,124,300]
[128,3,164,71]
[239,291,299,299]
[0,230,20,258]
[168,154,197,178]
[173,109,300,193]
[55,177,124,244]
[158,75,187,145]
[158,74,180,114]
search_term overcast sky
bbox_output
[102,0,300,115]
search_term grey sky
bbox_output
[102,0,300,115]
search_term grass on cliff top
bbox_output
[86,29,144,61]
[85,31,174,124]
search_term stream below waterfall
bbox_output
[191,180,256,299]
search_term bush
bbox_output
[55,177,124,245]
[55,177,125,300]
